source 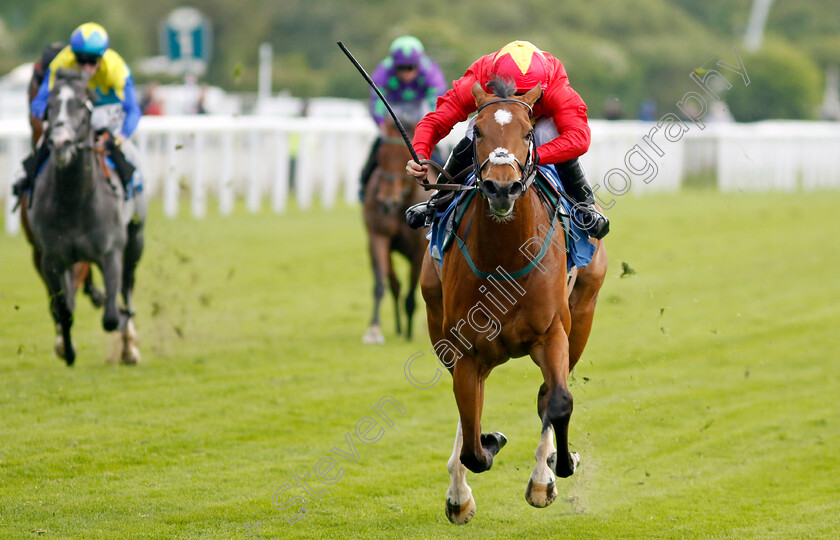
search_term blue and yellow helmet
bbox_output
[69,23,109,57]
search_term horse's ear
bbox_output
[471,81,490,107]
[521,84,542,107]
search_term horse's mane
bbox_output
[54,68,84,84]
[485,76,517,98]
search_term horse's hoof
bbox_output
[445,495,476,525]
[525,478,557,508]
[103,315,119,332]
[362,326,385,345]
[54,335,65,359]
[54,335,75,363]
[121,345,141,365]
[570,452,581,474]
[481,431,507,456]
[87,288,105,308]
[547,451,581,478]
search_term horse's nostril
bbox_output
[509,182,522,197]
[483,181,499,196]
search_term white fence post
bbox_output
[219,131,234,215]
[192,132,206,218]
[247,130,261,213]
[163,132,179,217]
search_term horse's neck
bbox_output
[51,146,100,201]
[469,190,551,269]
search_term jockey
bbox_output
[358,35,448,201]
[14,22,142,201]
[405,40,609,239]
[28,41,65,147]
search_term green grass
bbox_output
[1,191,839,539]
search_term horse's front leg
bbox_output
[447,357,506,525]
[526,383,558,508]
[386,255,402,336]
[98,250,122,332]
[362,234,389,344]
[41,259,75,366]
[404,250,423,340]
[531,325,580,484]
[445,421,475,524]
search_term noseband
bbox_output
[472,98,538,195]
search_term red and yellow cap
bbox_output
[490,41,548,92]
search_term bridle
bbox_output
[471,98,538,196]
[45,84,95,155]
[417,97,537,194]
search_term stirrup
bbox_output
[573,204,610,240]
[405,202,432,229]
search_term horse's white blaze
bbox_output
[530,425,557,486]
[55,86,74,125]
[489,147,516,166]
[494,109,512,126]
[446,421,472,506]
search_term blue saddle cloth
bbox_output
[427,165,596,272]
[22,156,143,202]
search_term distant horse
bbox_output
[23,46,104,310]
[26,70,145,366]
[362,107,430,344]
[420,79,608,523]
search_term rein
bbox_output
[415,98,537,194]
[452,191,568,281]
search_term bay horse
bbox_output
[420,79,608,523]
[362,106,430,344]
[26,70,145,366]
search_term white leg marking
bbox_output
[446,421,472,506]
[530,425,557,485]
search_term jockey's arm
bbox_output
[30,70,52,120]
[118,76,142,141]
[537,85,591,164]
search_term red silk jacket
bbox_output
[412,51,590,165]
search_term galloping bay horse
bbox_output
[362,107,430,344]
[420,79,608,523]
[26,70,145,366]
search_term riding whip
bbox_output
[336,41,421,164]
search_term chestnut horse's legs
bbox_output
[363,234,390,344]
[525,420,558,507]
[452,359,507,475]
[445,421,476,524]
[568,240,607,370]
[531,324,580,481]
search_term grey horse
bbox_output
[26,70,146,366]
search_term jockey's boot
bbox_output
[358,136,382,202]
[12,142,50,203]
[555,158,609,239]
[406,136,473,229]
[106,139,137,192]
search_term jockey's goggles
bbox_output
[74,52,102,66]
